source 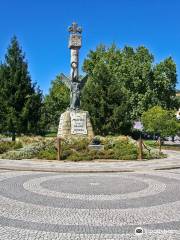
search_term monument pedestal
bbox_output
[57,110,94,138]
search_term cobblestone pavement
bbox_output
[0,170,180,239]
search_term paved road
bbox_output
[0,169,180,239]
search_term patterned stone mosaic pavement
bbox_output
[0,170,180,239]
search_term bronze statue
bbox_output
[60,73,87,110]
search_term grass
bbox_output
[44,132,57,137]
[160,144,180,151]
[144,140,180,151]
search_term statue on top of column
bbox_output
[60,22,87,110]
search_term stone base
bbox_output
[57,110,94,139]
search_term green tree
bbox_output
[81,44,178,135]
[43,75,69,131]
[0,36,42,140]
[81,45,132,135]
[141,106,180,138]
[119,46,155,118]
[0,65,8,132]
[21,86,43,134]
[152,57,178,109]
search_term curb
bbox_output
[0,166,135,173]
[0,165,180,173]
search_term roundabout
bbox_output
[0,170,180,239]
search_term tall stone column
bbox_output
[70,48,79,80]
[68,22,82,81]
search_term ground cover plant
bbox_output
[39,137,165,161]
[0,135,165,161]
[0,137,54,160]
[0,141,22,154]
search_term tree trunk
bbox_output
[57,137,61,160]
[138,134,143,160]
[12,131,16,141]
[158,136,161,154]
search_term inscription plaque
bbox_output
[69,35,82,48]
[70,112,87,134]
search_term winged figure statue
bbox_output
[60,73,88,110]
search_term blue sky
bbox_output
[0,0,180,94]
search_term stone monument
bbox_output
[57,22,94,138]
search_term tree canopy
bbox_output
[81,44,178,135]
[141,106,180,137]
[0,37,43,140]
[81,45,132,135]
[43,75,70,131]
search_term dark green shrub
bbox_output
[66,151,92,161]
[37,148,57,160]
[91,136,101,145]
[0,141,22,154]
[63,138,90,151]
[61,149,75,160]
[112,139,138,159]
[37,141,57,160]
